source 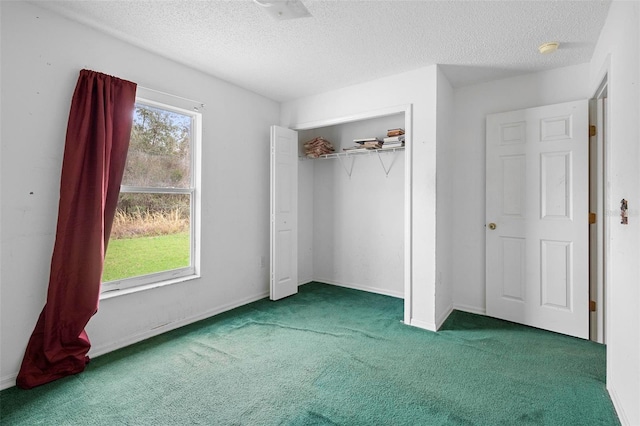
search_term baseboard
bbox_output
[403,305,452,333]
[608,385,632,426]
[1,373,17,391]
[453,303,486,316]
[314,278,404,299]
[88,290,269,359]
[436,304,454,330]
[405,317,437,332]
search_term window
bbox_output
[102,93,201,294]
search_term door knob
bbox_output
[488,223,497,230]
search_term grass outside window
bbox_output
[103,232,190,282]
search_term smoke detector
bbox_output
[538,42,560,54]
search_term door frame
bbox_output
[590,73,609,343]
[292,104,413,324]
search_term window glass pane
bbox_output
[103,193,191,282]
[122,103,192,188]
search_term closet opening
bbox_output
[272,104,413,322]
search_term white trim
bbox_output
[404,106,413,325]
[192,103,203,280]
[589,62,609,345]
[315,278,404,299]
[436,304,454,330]
[136,86,205,113]
[0,374,17,391]
[453,303,487,316]
[292,104,409,131]
[590,55,611,98]
[102,266,197,295]
[119,186,193,194]
[608,386,631,426]
[405,317,437,332]
[100,273,200,300]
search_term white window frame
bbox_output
[101,89,202,296]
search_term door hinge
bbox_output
[589,212,596,224]
[589,125,597,137]
[590,300,597,312]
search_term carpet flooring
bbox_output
[0,282,619,425]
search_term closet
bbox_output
[271,106,413,314]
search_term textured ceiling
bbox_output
[31,0,612,102]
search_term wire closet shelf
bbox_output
[310,146,405,178]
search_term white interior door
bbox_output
[270,125,298,300]
[486,100,589,339]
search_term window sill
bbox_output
[99,274,200,301]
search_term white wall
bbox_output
[589,1,640,424]
[298,114,405,298]
[282,66,440,330]
[451,63,591,315]
[0,2,279,389]
[435,67,454,327]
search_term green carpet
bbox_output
[0,282,619,425]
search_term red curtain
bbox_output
[16,70,137,389]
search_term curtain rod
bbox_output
[136,85,206,110]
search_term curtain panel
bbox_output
[17,70,137,389]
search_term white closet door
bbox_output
[270,125,299,300]
[486,100,589,339]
